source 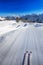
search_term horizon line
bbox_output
[0,11,43,17]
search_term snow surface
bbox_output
[0,20,17,36]
[0,22,43,65]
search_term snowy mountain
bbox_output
[20,14,43,23]
[0,16,15,21]
[0,14,43,22]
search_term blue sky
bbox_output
[0,0,43,16]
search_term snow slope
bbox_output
[0,20,25,36]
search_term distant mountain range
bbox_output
[20,14,43,23]
[0,14,43,23]
[5,16,15,20]
[0,16,15,21]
